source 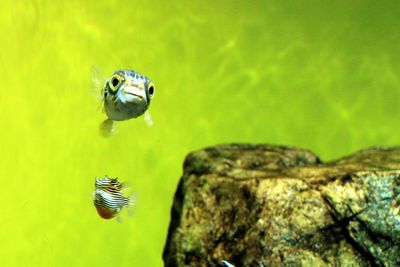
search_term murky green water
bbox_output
[1,0,399,266]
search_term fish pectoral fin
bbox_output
[99,119,116,138]
[144,111,154,127]
[115,215,123,223]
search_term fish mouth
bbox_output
[125,92,143,100]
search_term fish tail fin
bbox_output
[127,192,137,217]
[99,119,115,137]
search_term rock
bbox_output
[162,144,400,267]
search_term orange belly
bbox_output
[95,205,117,219]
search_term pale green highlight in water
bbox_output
[0,0,399,266]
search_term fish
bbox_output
[221,260,264,267]
[221,260,236,267]
[93,177,136,220]
[95,68,155,137]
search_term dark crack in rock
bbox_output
[163,144,400,267]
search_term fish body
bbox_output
[99,69,155,136]
[93,177,135,219]
[94,189,130,219]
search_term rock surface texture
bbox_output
[163,144,400,267]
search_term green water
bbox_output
[1,0,399,266]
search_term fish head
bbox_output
[95,177,122,190]
[95,177,110,189]
[103,69,155,120]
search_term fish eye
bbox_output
[109,74,123,92]
[112,77,120,87]
[147,82,155,98]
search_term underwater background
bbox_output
[1,0,399,266]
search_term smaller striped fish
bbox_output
[93,177,136,220]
